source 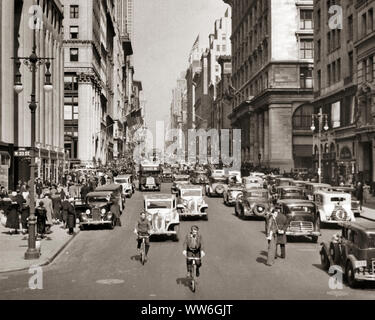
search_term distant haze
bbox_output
[133,0,229,138]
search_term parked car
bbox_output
[171,174,190,194]
[274,199,321,243]
[227,170,242,183]
[114,174,135,198]
[223,181,243,206]
[190,170,209,185]
[320,221,375,288]
[328,186,361,217]
[275,186,306,201]
[305,182,331,200]
[176,185,208,220]
[235,188,270,218]
[144,194,180,241]
[80,184,125,230]
[205,175,228,197]
[314,190,355,225]
[211,169,225,176]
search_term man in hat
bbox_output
[134,211,152,260]
[66,198,76,235]
[183,225,205,278]
[110,196,122,227]
[43,193,54,233]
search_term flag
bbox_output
[191,34,199,52]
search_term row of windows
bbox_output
[327,58,341,86]
[37,0,63,33]
[327,29,341,53]
[360,7,374,39]
[358,56,375,84]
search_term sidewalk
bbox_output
[0,222,80,273]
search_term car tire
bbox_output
[109,220,115,230]
[80,225,85,231]
[311,236,318,243]
[173,225,179,242]
[345,262,357,288]
[320,249,330,271]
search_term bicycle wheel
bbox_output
[141,241,145,265]
[191,278,196,292]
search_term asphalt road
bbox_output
[2,183,375,300]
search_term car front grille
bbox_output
[92,208,101,221]
[288,221,313,233]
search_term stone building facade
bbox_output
[224,0,314,171]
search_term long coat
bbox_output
[66,202,76,229]
[110,203,121,226]
[267,213,291,245]
[43,197,54,225]
[5,200,19,229]
[61,200,71,223]
[51,195,62,221]
[35,206,47,234]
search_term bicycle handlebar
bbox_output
[186,257,202,260]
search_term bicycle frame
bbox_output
[138,235,150,265]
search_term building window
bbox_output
[327,64,331,86]
[64,105,73,120]
[70,48,79,62]
[337,58,341,81]
[300,9,313,29]
[70,5,79,19]
[362,13,367,38]
[316,9,321,30]
[327,32,331,53]
[217,45,220,51]
[317,69,321,91]
[317,39,321,61]
[369,8,374,32]
[348,51,354,79]
[348,15,353,41]
[70,26,79,39]
[222,45,226,52]
[222,34,226,41]
[300,39,314,59]
[300,67,313,88]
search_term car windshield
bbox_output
[331,197,347,202]
[367,234,375,248]
[87,197,109,204]
[212,178,226,183]
[247,191,268,198]
[181,190,202,197]
[287,205,314,214]
[175,177,188,181]
[147,200,172,209]
[115,179,129,184]
[281,189,302,195]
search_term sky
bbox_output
[133,0,230,135]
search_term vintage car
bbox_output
[223,181,243,206]
[305,182,331,200]
[242,176,264,189]
[176,185,208,220]
[171,174,191,194]
[328,186,361,217]
[205,175,228,197]
[250,172,266,178]
[114,174,135,198]
[274,199,321,243]
[274,186,306,201]
[275,178,294,187]
[235,188,270,218]
[320,221,375,288]
[211,169,225,176]
[291,180,308,189]
[314,190,355,225]
[161,168,173,182]
[80,184,125,230]
[227,170,242,183]
[138,162,161,191]
[190,170,209,185]
[144,194,180,241]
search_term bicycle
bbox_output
[185,256,202,292]
[138,235,150,265]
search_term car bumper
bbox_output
[285,231,321,236]
[80,220,112,226]
[143,185,159,190]
[355,273,375,281]
[149,230,177,235]
[226,199,236,205]
[179,211,207,217]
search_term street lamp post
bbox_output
[311,112,329,184]
[12,22,53,260]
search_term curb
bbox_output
[0,229,80,274]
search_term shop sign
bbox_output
[15,150,31,157]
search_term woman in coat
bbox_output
[35,201,47,238]
[66,198,76,235]
[43,194,53,233]
[51,193,62,223]
[5,193,19,234]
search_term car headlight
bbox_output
[258,206,264,212]
[101,209,106,215]
[85,209,91,215]
[106,213,113,220]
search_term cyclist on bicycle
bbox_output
[183,225,205,278]
[134,211,152,260]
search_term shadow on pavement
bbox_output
[256,257,268,265]
[176,277,192,289]
[130,255,141,262]
[260,250,268,257]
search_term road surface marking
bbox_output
[96,279,125,285]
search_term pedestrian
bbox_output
[51,192,62,224]
[43,193,53,233]
[21,193,30,234]
[14,189,26,232]
[80,183,90,204]
[110,196,122,227]
[265,207,293,266]
[66,198,76,235]
[5,192,20,235]
[61,195,70,229]
[356,181,364,210]
[36,178,43,199]
[35,201,47,239]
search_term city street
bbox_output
[1,183,375,300]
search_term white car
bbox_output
[114,174,135,198]
[314,190,355,224]
[144,194,180,241]
[176,185,208,220]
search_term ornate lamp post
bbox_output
[311,112,329,184]
[12,20,53,260]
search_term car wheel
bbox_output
[311,236,318,243]
[345,262,357,288]
[109,220,115,230]
[320,249,330,271]
[80,225,85,231]
[173,225,179,242]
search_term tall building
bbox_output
[62,0,133,167]
[224,0,314,171]
[313,0,375,184]
[0,0,64,188]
